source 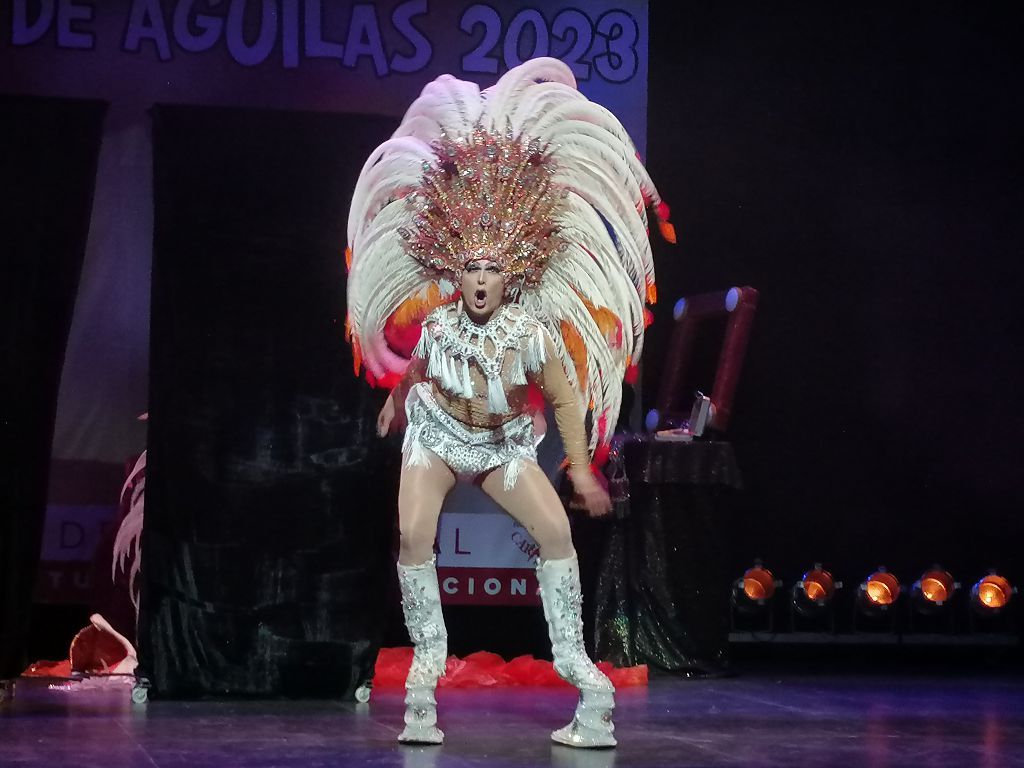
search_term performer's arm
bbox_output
[533,331,591,472]
[391,355,426,410]
[531,331,611,516]
[377,336,427,437]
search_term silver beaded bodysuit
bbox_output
[400,302,589,488]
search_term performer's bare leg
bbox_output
[479,460,573,559]
[395,450,455,744]
[481,460,617,748]
[398,451,456,565]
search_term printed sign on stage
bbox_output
[437,511,540,605]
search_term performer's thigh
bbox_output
[398,450,456,565]
[480,461,574,560]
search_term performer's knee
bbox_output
[537,517,574,561]
[398,526,435,565]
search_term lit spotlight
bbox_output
[858,568,901,613]
[731,562,781,632]
[971,574,1014,613]
[789,564,842,631]
[792,565,838,616]
[911,568,958,615]
[733,563,777,610]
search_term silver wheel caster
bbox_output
[354,682,372,703]
[132,677,151,704]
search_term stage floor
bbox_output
[2,671,1023,767]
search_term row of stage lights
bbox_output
[733,562,1016,633]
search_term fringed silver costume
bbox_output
[401,303,552,489]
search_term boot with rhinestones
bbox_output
[397,556,447,744]
[536,553,616,748]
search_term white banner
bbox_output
[437,511,539,569]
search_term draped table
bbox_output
[572,434,743,677]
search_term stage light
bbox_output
[858,568,900,613]
[725,287,740,311]
[673,298,688,320]
[911,568,958,615]
[971,574,1014,613]
[792,565,838,616]
[731,562,782,632]
[733,563,777,609]
[789,564,842,632]
[852,568,902,632]
[645,409,660,431]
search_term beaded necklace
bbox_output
[414,302,547,413]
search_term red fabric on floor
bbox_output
[371,647,648,690]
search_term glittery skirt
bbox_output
[403,383,536,489]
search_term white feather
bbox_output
[112,450,146,615]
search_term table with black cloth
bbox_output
[572,434,742,677]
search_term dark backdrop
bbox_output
[644,3,1024,591]
[140,105,402,697]
[0,95,106,679]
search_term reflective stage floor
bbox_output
[2,670,1023,767]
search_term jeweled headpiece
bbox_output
[398,128,567,285]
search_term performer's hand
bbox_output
[377,396,395,437]
[568,466,612,517]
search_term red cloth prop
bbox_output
[372,647,647,690]
[22,614,138,678]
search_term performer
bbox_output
[346,58,671,748]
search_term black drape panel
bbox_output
[141,105,400,697]
[576,438,741,674]
[0,95,106,679]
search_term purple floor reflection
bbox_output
[2,671,1023,767]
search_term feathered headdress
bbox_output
[346,57,673,455]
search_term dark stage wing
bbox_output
[0,95,107,679]
[141,105,401,697]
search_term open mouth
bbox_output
[473,289,488,309]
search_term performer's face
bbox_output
[461,259,504,321]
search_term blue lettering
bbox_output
[225,0,276,67]
[124,0,172,61]
[390,0,430,74]
[343,4,387,76]
[56,0,93,49]
[172,0,223,53]
[11,0,54,46]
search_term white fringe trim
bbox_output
[427,342,442,380]
[487,375,510,414]
[461,357,474,398]
[402,424,432,469]
[503,458,525,491]
[523,325,547,373]
[510,352,527,385]
[413,330,430,359]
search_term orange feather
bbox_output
[560,320,589,391]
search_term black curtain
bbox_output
[140,105,401,697]
[645,5,1024,589]
[0,95,106,679]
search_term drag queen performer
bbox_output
[346,58,671,748]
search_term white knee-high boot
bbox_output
[536,554,616,748]
[397,556,447,744]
